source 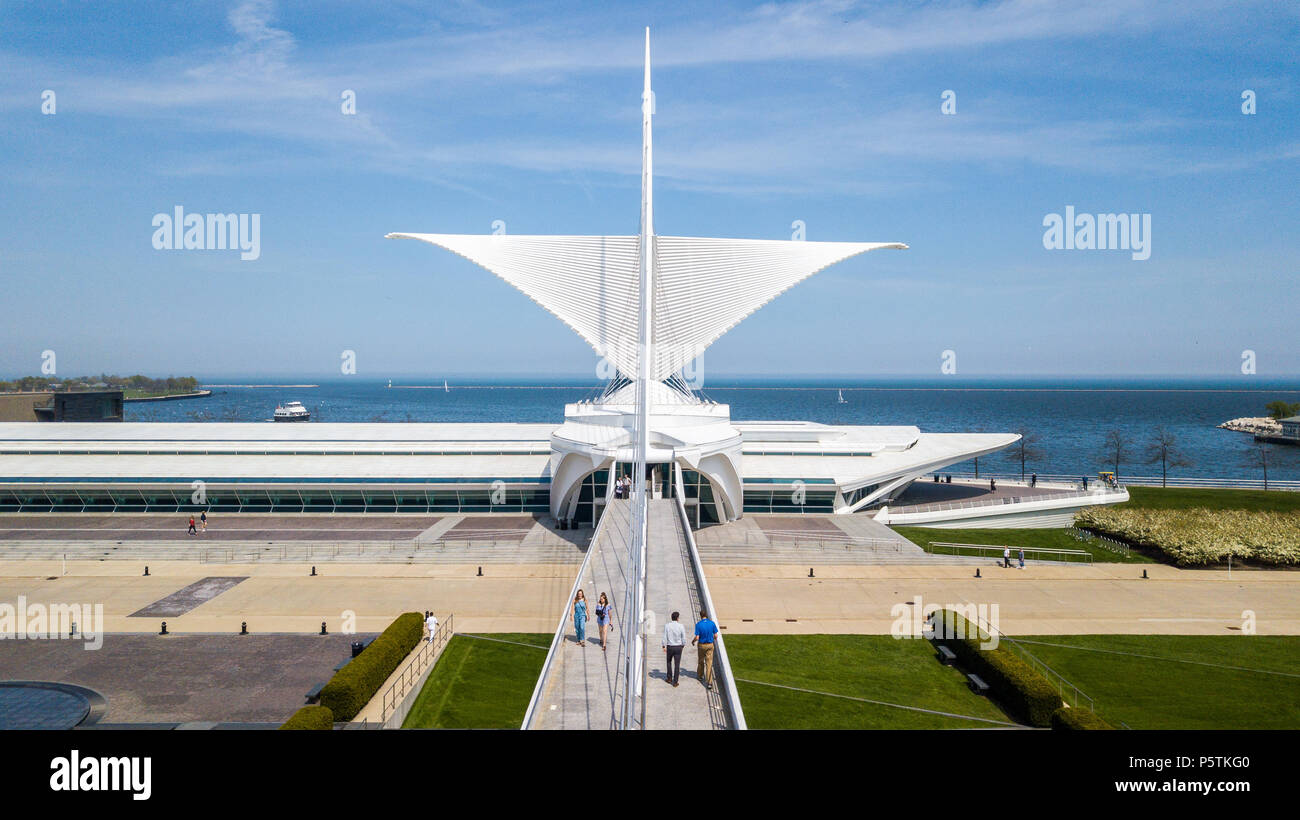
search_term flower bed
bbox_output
[1075,507,1300,566]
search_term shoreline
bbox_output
[124,389,212,403]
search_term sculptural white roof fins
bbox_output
[387,232,906,379]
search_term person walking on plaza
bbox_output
[200,510,207,532]
[662,610,686,686]
[425,611,439,643]
[572,589,588,647]
[1003,546,1011,568]
[1018,548,1025,570]
[187,516,196,536]
[595,592,613,651]
[692,609,718,690]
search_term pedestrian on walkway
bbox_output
[662,610,686,686]
[187,516,196,536]
[572,589,588,647]
[692,609,718,690]
[1018,548,1025,570]
[200,511,207,532]
[425,611,439,643]
[595,592,613,651]
[1003,547,1011,568]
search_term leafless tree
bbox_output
[1101,429,1130,480]
[1242,443,1272,491]
[1144,427,1193,487]
[1005,428,1044,481]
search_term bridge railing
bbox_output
[674,466,747,730]
[520,504,616,729]
[939,472,1300,492]
[928,542,1093,564]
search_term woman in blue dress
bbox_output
[594,592,613,651]
[572,589,588,647]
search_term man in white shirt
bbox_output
[425,611,439,643]
[662,610,686,687]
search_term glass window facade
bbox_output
[0,484,552,514]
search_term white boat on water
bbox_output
[444,379,449,392]
[273,401,311,422]
[837,388,847,404]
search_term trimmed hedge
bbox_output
[932,609,1062,727]
[319,612,424,721]
[1051,706,1114,731]
[279,705,335,730]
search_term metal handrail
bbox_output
[888,487,1123,515]
[2,534,591,564]
[947,608,1097,713]
[378,614,454,726]
[928,542,1093,564]
[674,466,747,730]
[1067,527,1133,556]
[520,504,613,729]
[939,472,1300,491]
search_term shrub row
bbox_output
[1075,506,1300,566]
[319,612,424,721]
[1051,706,1114,731]
[932,609,1062,727]
[279,705,335,730]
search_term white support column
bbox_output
[621,27,654,731]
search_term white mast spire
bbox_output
[622,26,653,731]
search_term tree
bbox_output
[1243,443,1273,490]
[1265,400,1300,420]
[1005,429,1044,481]
[1101,429,1130,480]
[1144,427,1193,487]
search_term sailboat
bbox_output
[444,379,450,393]
[387,379,392,388]
[837,388,847,404]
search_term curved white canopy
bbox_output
[387,232,905,380]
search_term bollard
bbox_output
[143,566,150,576]
[975,568,981,579]
[311,566,317,577]
[808,567,815,578]
[70,621,77,638]
[477,566,483,577]
[160,621,168,635]
[1142,569,1148,579]
[320,621,328,635]
[240,621,248,635]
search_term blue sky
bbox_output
[0,0,1296,380]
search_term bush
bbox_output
[1076,506,1300,566]
[319,612,424,721]
[279,705,334,730]
[932,609,1061,727]
[1051,706,1114,731]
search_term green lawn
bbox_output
[402,633,549,729]
[1122,486,1300,513]
[1017,635,1300,729]
[726,634,1016,729]
[893,526,1152,563]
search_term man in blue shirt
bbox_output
[692,609,719,690]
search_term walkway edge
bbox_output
[674,470,747,730]
[521,511,611,729]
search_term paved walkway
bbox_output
[530,499,732,730]
[531,501,633,729]
[643,499,727,729]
